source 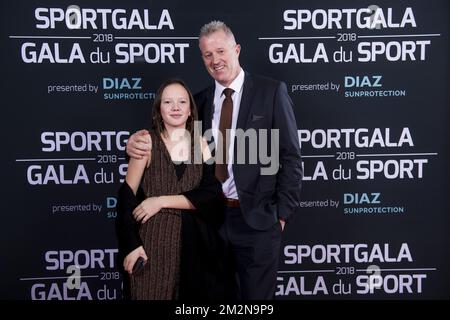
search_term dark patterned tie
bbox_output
[215,88,234,182]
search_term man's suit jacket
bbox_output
[194,73,303,230]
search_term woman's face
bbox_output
[160,83,191,131]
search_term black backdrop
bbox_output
[1,0,449,300]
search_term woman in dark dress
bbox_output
[115,79,232,300]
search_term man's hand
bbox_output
[126,129,152,159]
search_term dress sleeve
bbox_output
[182,163,224,225]
[115,182,144,259]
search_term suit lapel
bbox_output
[236,73,255,130]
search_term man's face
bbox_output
[199,30,241,87]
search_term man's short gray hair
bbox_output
[199,20,236,43]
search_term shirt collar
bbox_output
[215,68,245,96]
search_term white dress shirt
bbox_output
[212,68,245,199]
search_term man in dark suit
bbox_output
[126,21,302,300]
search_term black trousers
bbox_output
[219,206,282,300]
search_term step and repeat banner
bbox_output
[1,0,449,300]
